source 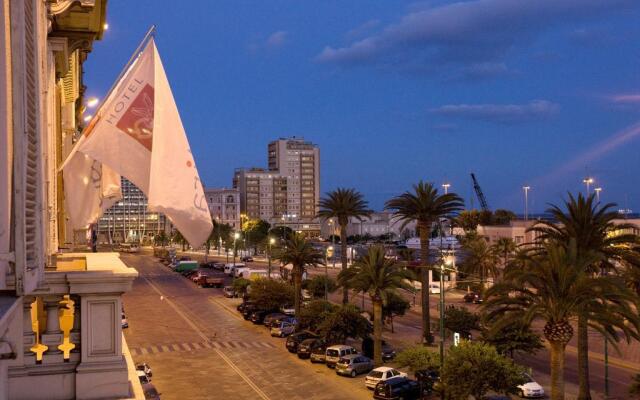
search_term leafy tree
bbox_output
[317,304,372,344]
[154,231,168,246]
[172,230,187,251]
[441,341,525,400]
[273,233,324,316]
[454,210,481,232]
[492,237,516,268]
[397,248,415,263]
[478,209,493,225]
[385,181,464,344]
[395,345,440,374]
[302,275,337,299]
[629,374,640,399]
[339,245,414,365]
[243,219,271,254]
[247,278,294,312]
[484,241,639,400]
[232,278,251,297]
[443,306,480,338]
[318,188,372,304]
[528,193,640,400]
[297,300,337,332]
[459,234,499,291]
[481,320,544,358]
[382,291,410,333]
[493,209,517,225]
[269,226,293,242]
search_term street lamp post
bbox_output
[439,261,445,369]
[442,183,450,194]
[583,177,594,195]
[522,186,530,221]
[324,247,330,301]
[595,187,602,203]
[268,237,275,279]
[218,237,222,256]
[233,232,240,266]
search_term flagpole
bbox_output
[87,25,157,125]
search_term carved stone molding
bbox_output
[47,0,96,17]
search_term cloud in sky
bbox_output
[316,0,637,71]
[430,100,560,124]
[345,20,380,41]
[266,31,288,48]
[609,93,640,104]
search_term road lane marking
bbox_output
[140,275,271,400]
[209,297,244,320]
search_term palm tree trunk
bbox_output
[549,341,566,400]
[293,267,302,317]
[577,315,592,400]
[340,223,349,304]
[418,221,433,344]
[373,297,383,366]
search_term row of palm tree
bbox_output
[318,182,464,345]
[484,193,640,400]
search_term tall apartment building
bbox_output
[234,137,320,235]
[96,178,168,243]
[205,188,241,229]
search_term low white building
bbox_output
[320,212,417,240]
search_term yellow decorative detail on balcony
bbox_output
[58,295,76,360]
[30,297,48,363]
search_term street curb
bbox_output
[561,343,640,371]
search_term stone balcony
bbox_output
[6,252,141,400]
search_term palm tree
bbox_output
[273,233,324,316]
[317,188,372,304]
[484,241,639,400]
[492,237,516,268]
[385,181,464,344]
[338,245,414,365]
[459,234,499,291]
[528,193,640,400]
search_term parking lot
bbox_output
[121,251,374,400]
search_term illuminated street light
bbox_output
[83,115,92,122]
[103,23,109,30]
[595,187,602,202]
[86,97,99,108]
[583,177,594,195]
[442,183,451,194]
[522,186,531,221]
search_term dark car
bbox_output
[310,342,329,363]
[237,301,254,312]
[373,376,421,400]
[242,305,259,320]
[415,369,441,394]
[285,331,318,353]
[263,313,288,328]
[200,261,217,269]
[363,338,396,362]
[464,292,483,304]
[142,383,161,400]
[250,310,276,325]
[297,338,325,359]
[240,256,253,262]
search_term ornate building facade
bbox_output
[0,1,140,399]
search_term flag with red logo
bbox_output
[62,38,212,247]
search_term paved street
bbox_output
[121,251,372,400]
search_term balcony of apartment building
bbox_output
[4,253,140,400]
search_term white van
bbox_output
[234,267,251,278]
[325,345,358,368]
[224,263,245,276]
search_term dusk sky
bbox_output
[84,0,640,213]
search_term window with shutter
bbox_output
[12,0,44,294]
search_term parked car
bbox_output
[142,383,161,400]
[271,321,296,337]
[122,314,129,329]
[301,289,312,301]
[223,286,237,298]
[463,291,480,303]
[240,256,253,262]
[310,343,328,363]
[241,305,259,320]
[517,373,545,398]
[297,338,325,359]
[428,283,441,294]
[414,368,441,394]
[286,331,318,353]
[366,367,407,389]
[325,345,358,368]
[335,354,374,377]
[266,314,296,329]
[280,304,295,316]
[263,313,287,328]
[250,310,274,325]
[198,273,224,288]
[362,338,396,362]
[137,370,151,385]
[237,301,254,313]
[136,363,153,377]
[373,376,421,400]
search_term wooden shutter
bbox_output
[12,0,44,294]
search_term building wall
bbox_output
[320,212,417,240]
[205,187,240,229]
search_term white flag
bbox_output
[62,38,212,247]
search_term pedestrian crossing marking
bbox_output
[130,340,275,356]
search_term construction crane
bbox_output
[470,173,490,212]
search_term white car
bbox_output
[121,314,128,329]
[428,283,441,294]
[365,367,407,389]
[136,370,151,385]
[280,305,295,316]
[517,373,545,398]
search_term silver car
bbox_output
[270,321,295,337]
[335,354,374,377]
